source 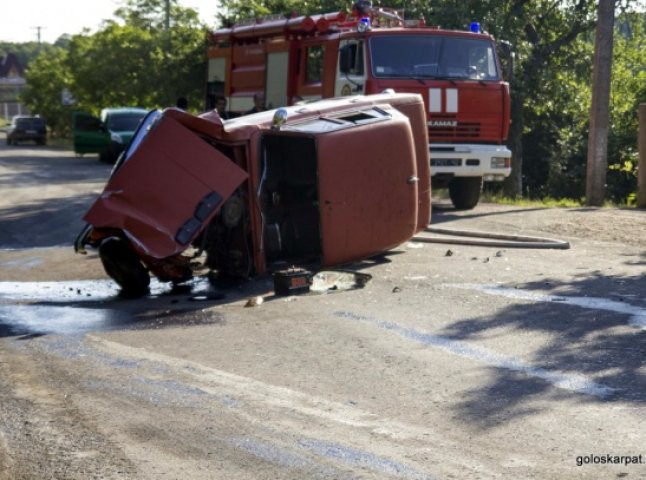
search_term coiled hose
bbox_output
[412,226,571,249]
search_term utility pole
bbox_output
[164,0,171,55]
[585,0,615,206]
[164,0,170,32]
[31,26,45,45]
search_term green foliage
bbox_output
[21,48,73,136]
[66,25,159,111]
[480,192,584,208]
[0,42,60,67]
[605,12,646,202]
[521,10,646,204]
[216,0,433,25]
[19,0,207,136]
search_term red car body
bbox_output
[75,92,431,294]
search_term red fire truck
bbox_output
[206,3,511,209]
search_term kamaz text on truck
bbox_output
[206,3,511,210]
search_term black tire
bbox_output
[98,237,150,297]
[448,177,483,210]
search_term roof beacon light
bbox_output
[357,17,371,32]
[470,22,480,33]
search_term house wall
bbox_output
[0,54,29,120]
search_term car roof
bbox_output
[12,115,45,123]
[100,107,148,120]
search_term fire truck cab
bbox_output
[207,4,512,210]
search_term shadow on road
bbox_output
[441,271,646,429]
[0,192,100,248]
[0,149,110,188]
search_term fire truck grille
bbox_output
[428,122,481,139]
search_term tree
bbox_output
[0,42,58,67]
[65,0,207,111]
[586,0,616,206]
[605,11,646,203]
[22,0,209,133]
[216,0,429,25]
[65,25,160,111]
[21,47,73,136]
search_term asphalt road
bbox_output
[1,136,645,479]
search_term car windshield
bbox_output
[107,113,146,131]
[121,110,162,164]
[369,35,500,81]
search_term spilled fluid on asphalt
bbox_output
[0,277,224,337]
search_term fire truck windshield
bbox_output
[369,35,500,81]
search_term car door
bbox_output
[72,112,109,154]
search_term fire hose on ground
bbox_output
[412,226,571,249]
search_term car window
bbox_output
[75,115,102,132]
[107,113,146,131]
[15,117,45,128]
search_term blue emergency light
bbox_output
[358,16,371,32]
[470,22,480,33]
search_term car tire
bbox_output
[448,176,483,210]
[98,237,150,297]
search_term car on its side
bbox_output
[6,115,47,145]
[74,93,432,296]
[73,107,147,163]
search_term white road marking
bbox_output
[447,283,646,329]
[335,311,617,398]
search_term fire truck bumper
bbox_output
[429,143,512,180]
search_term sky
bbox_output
[0,0,220,44]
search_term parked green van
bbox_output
[73,108,148,163]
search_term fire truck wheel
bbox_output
[98,237,150,297]
[449,177,483,210]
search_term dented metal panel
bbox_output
[84,114,248,258]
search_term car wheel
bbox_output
[98,237,150,297]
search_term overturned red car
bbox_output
[74,92,431,295]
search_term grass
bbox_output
[480,192,639,209]
[481,192,584,208]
